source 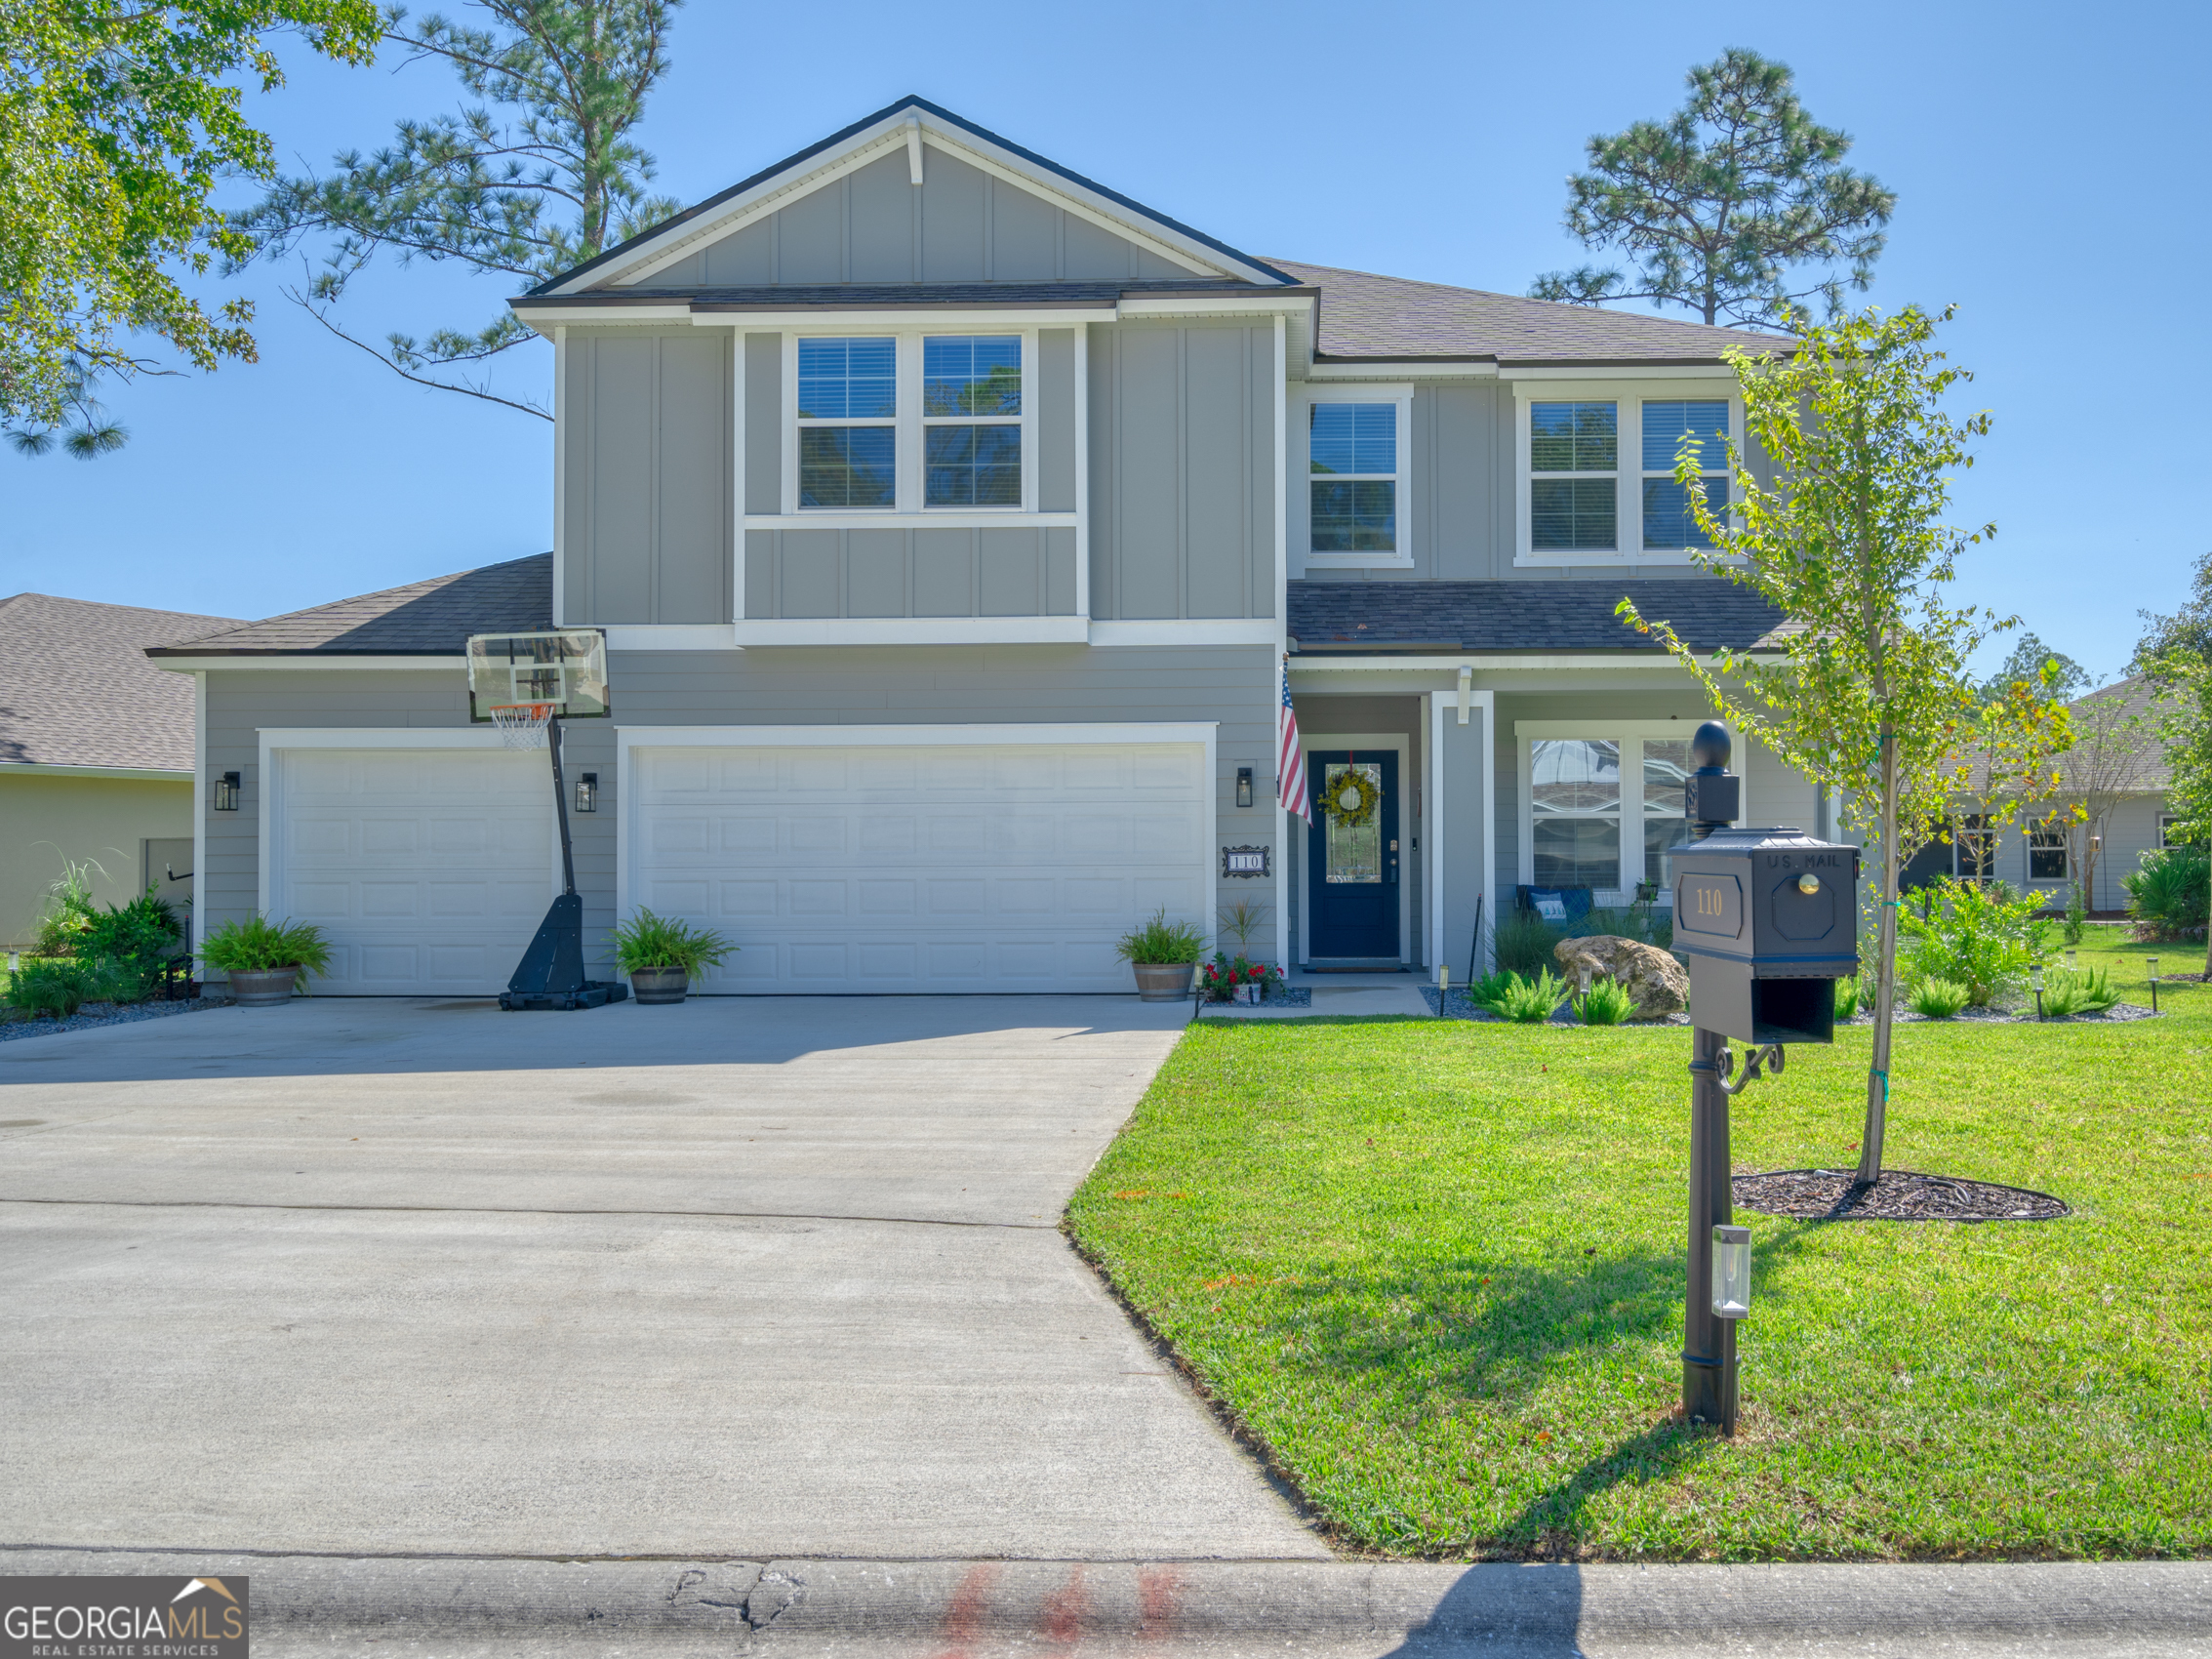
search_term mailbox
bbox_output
[1673,827,1860,1045]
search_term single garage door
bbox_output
[268,747,555,994]
[629,736,1210,993]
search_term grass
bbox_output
[1066,971,2211,1561]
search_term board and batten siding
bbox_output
[198,645,1279,986]
[561,329,734,626]
[639,148,1191,288]
[1088,322,1275,623]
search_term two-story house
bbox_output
[149,96,1826,996]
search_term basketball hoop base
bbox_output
[498,891,629,1012]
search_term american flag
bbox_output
[1278,661,1310,824]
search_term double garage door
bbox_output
[268,734,1209,995]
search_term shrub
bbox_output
[1465,970,1517,1012]
[610,908,736,975]
[2123,847,2210,940]
[1574,975,1635,1026]
[1833,976,1863,1022]
[31,860,101,957]
[1899,876,2048,1006]
[5,957,140,1019]
[1909,976,1972,1019]
[2063,882,2087,947]
[1495,969,1567,1023]
[199,915,334,979]
[1116,908,1206,965]
[78,888,182,992]
[1570,905,1673,951]
[2042,964,2119,1018]
[1492,910,1562,978]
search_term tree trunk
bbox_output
[1856,731,1900,1187]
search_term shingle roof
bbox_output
[1265,260,1793,364]
[0,593,244,771]
[147,554,552,658]
[1288,579,1792,655]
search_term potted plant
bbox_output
[610,908,737,1004]
[1201,951,1284,1004]
[199,914,333,1006]
[1115,909,1206,1002]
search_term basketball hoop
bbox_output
[490,703,555,749]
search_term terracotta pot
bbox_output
[227,967,299,1007]
[629,965,690,1005]
[1132,962,1197,1002]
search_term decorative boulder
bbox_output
[1553,935,1689,1022]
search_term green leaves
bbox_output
[1529,48,1895,330]
[236,0,683,416]
[1,0,380,447]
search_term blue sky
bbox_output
[4,0,2201,681]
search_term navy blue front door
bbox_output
[1307,750,1399,959]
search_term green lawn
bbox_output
[1066,970,2211,1561]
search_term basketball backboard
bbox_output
[466,629,610,722]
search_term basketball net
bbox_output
[490,703,555,749]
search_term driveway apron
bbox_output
[0,996,1326,1560]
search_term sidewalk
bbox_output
[1201,969,1434,1021]
[7,1551,2204,1656]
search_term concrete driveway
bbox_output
[0,996,1326,1561]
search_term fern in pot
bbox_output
[199,915,334,1006]
[1115,908,1207,1001]
[610,909,737,1004]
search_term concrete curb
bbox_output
[6,1552,2209,1655]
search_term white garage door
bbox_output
[629,737,1210,993]
[269,748,555,994]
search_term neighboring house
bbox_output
[1,592,243,948]
[1905,676,2179,912]
[148,96,1831,996]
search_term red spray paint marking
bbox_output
[928,1562,1000,1659]
[1043,1562,1089,1647]
[1137,1564,1186,1650]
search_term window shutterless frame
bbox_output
[1301,384,1412,569]
[784,329,1038,514]
[1511,382,1743,567]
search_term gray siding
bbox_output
[744,333,781,513]
[744,528,1078,619]
[1037,328,1077,511]
[562,330,733,625]
[643,150,1190,288]
[201,646,1279,986]
[1087,322,1275,622]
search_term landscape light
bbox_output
[213,771,241,812]
[2064,949,2077,976]
[1437,962,1450,994]
[2149,957,2160,1015]
[2031,963,2046,1022]
[1711,1225,1752,1319]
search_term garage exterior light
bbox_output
[214,771,241,812]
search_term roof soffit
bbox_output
[547,101,1290,297]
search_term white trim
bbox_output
[1271,315,1288,646]
[513,304,692,335]
[1297,382,1415,571]
[905,117,925,185]
[1505,364,1744,381]
[1515,718,1714,739]
[1115,295,1311,320]
[1510,381,1743,569]
[1074,320,1092,616]
[744,512,1077,531]
[553,109,1273,297]
[191,670,206,957]
[731,617,1088,646]
[0,762,189,782]
[1289,653,1769,673]
[150,656,468,673]
[1478,689,1497,973]
[1088,619,1281,646]
[1297,730,1412,965]
[614,719,1219,949]
[552,326,568,626]
[687,306,1117,330]
[1305,360,1500,383]
[1422,693,1438,969]
[259,727,512,750]
[730,324,746,618]
[601,625,740,652]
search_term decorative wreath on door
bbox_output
[1320,766,1380,830]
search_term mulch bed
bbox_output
[1733,1167,2071,1224]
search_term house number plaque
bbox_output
[1221,845,1270,877]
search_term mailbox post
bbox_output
[1671,722,1859,1435]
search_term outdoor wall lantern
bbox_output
[1711,1225,1752,1319]
[213,771,241,812]
[1235,765,1254,808]
[575,772,599,814]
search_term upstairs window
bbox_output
[923,335,1022,507]
[797,337,896,508]
[1530,402,1617,551]
[1309,403,1397,554]
[1641,400,1730,549]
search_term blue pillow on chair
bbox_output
[1518,885,1593,925]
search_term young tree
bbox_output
[1,0,380,454]
[1978,632,2087,705]
[1529,48,1895,330]
[2140,553,2212,969]
[1618,304,2069,1187]
[2137,550,2212,667]
[236,0,681,419]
